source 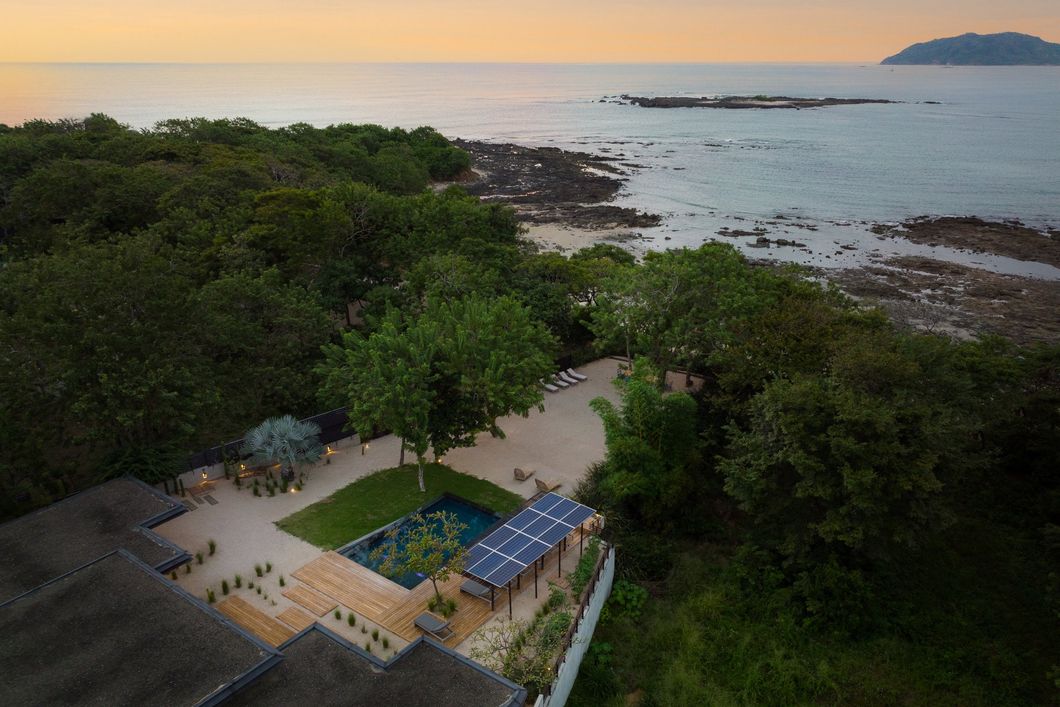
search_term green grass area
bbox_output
[276,463,523,549]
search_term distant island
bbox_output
[610,95,898,109]
[882,32,1060,65]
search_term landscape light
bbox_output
[201,471,208,480]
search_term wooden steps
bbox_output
[277,606,316,632]
[217,595,295,647]
[292,552,408,623]
[282,583,338,617]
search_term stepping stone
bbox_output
[192,495,205,505]
[182,501,196,511]
[277,606,316,632]
[203,495,218,505]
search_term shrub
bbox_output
[365,642,372,653]
[279,575,286,587]
[348,614,356,627]
[255,564,263,577]
[221,580,230,596]
[256,586,262,595]
[569,537,602,597]
[428,594,458,618]
[372,629,379,641]
[184,564,191,574]
[361,625,367,634]
[382,636,389,649]
[253,487,260,497]
[170,571,177,580]
[281,478,288,493]
[234,575,242,589]
[266,562,272,573]
[547,583,567,611]
[206,589,215,603]
[196,552,203,565]
[208,539,216,556]
[268,486,275,497]
[248,581,254,589]
[604,579,648,621]
[335,609,342,620]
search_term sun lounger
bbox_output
[460,578,494,604]
[535,478,562,493]
[566,367,588,381]
[551,374,570,389]
[540,379,560,393]
[514,467,535,482]
[414,612,454,641]
[558,371,579,385]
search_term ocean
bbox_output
[2,62,1058,276]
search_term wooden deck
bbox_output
[292,552,408,624]
[217,596,295,647]
[290,529,593,646]
[282,583,338,617]
[277,606,317,632]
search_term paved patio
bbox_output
[154,357,621,653]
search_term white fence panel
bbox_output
[538,544,616,707]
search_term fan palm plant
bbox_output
[241,415,323,482]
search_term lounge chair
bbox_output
[566,367,588,381]
[535,477,562,493]
[514,467,535,482]
[557,371,579,385]
[540,379,559,393]
[460,578,494,604]
[414,612,454,641]
[551,374,570,389]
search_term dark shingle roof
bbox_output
[0,551,280,706]
[226,626,525,707]
[0,477,187,603]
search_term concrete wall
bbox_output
[535,544,616,707]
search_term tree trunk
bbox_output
[417,457,426,492]
[399,438,405,467]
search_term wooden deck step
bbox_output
[277,606,316,632]
[292,552,408,623]
[282,583,338,617]
[217,596,295,647]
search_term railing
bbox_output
[535,542,616,707]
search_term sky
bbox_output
[2,0,1059,63]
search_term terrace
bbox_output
[154,357,620,661]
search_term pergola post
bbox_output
[490,586,495,611]
[579,522,584,557]
[557,543,562,577]
[534,561,538,598]
[507,581,513,619]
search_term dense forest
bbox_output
[1,115,1057,705]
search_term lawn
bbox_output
[276,463,523,549]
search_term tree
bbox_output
[241,415,323,482]
[589,358,700,526]
[371,510,467,610]
[319,309,437,490]
[318,294,555,492]
[469,614,573,695]
[591,244,766,379]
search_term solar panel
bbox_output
[480,526,516,549]
[463,492,597,587]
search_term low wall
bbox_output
[534,544,616,707]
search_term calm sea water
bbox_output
[2,63,1058,275]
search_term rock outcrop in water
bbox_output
[611,95,898,109]
[882,32,1060,65]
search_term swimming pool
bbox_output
[337,494,501,589]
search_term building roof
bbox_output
[0,551,280,707]
[0,477,187,603]
[225,626,525,707]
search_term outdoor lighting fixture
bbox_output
[201,471,208,480]
[326,445,334,454]
[240,463,246,470]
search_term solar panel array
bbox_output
[464,492,596,588]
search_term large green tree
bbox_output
[318,294,555,491]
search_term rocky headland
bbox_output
[453,139,660,230]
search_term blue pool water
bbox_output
[338,495,500,589]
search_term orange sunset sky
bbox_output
[2,0,1058,63]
